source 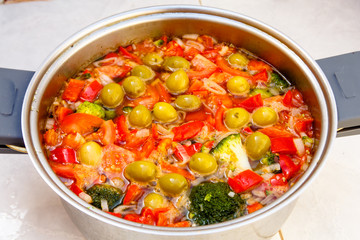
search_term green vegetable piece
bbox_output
[154,39,164,47]
[153,102,178,123]
[252,107,278,126]
[131,65,155,81]
[77,101,105,119]
[128,105,152,128]
[122,76,146,98]
[143,193,165,209]
[189,182,245,225]
[86,184,123,212]
[260,152,277,166]
[105,110,117,120]
[189,153,218,175]
[100,83,124,108]
[122,106,133,115]
[125,161,157,182]
[250,88,273,99]
[210,134,251,172]
[142,53,164,70]
[224,108,250,129]
[227,76,250,95]
[270,72,290,93]
[245,132,271,160]
[228,53,249,67]
[174,95,202,112]
[163,56,190,72]
[165,69,189,94]
[159,173,188,196]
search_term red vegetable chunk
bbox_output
[271,137,297,155]
[228,170,264,193]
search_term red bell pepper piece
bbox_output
[174,143,202,162]
[43,129,60,146]
[235,94,263,113]
[172,121,205,142]
[214,105,228,132]
[49,162,76,179]
[104,52,119,59]
[50,148,78,164]
[56,107,73,123]
[294,118,313,135]
[252,69,269,82]
[151,123,159,140]
[199,35,214,49]
[160,161,195,180]
[247,202,263,214]
[79,80,103,102]
[118,46,142,64]
[69,183,83,196]
[184,108,208,122]
[241,126,253,135]
[123,184,144,205]
[97,120,116,145]
[228,170,263,193]
[107,212,122,218]
[271,137,297,155]
[187,54,218,79]
[163,40,183,56]
[62,79,85,102]
[258,127,294,138]
[283,90,292,107]
[279,154,300,179]
[269,173,288,186]
[124,207,156,225]
[60,113,104,135]
[140,137,156,158]
[215,56,253,79]
[154,82,171,103]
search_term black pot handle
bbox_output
[0,68,33,153]
[316,51,360,137]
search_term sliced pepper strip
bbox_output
[236,94,263,113]
[49,148,78,164]
[271,137,297,155]
[172,121,205,142]
[279,154,300,179]
[62,79,85,102]
[160,161,195,180]
[123,184,144,205]
[228,169,263,193]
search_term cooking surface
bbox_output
[0,0,359,239]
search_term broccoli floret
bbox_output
[269,72,290,93]
[210,134,251,172]
[189,182,246,225]
[77,101,105,119]
[86,184,123,212]
[261,151,277,165]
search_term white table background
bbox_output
[0,0,359,239]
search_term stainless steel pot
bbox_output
[13,4,353,240]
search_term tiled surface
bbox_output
[1,0,359,239]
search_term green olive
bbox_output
[153,102,178,123]
[78,141,102,166]
[252,107,278,126]
[228,53,249,66]
[189,153,218,175]
[224,108,250,129]
[142,53,164,70]
[131,65,155,81]
[163,56,190,72]
[143,193,165,209]
[122,76,146,98]
[128,105,152,128]
[250,88,273,99]
[166,69,189,94]
[227,76,250,95]
[174,95,202,112]
[245,132,271,160]
[159,173,188,196]
[125,161,157,182]
[100,83,124,108]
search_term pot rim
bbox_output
[22,4,337,235]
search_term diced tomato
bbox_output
[151,123,159,140]
[247,202,263,214]
[101,144,136,172]
[279,155,300,179]
[61,133,85,150]
[236,94,263,112]
[95,65,132,79]
[247,59,272,72]
[228,170,264,193]
[43,129,60,146]
[187,54,218,79]
[290,89,304,107]
[163,40,183,57]
[118,46,142,64]
[154,82,171,103]
[282,90,292,107]
[188,79,205,93]
[124,207,156,225]
[130,85,160,109]
[269,173,288,186]
[97,120,116,145]
[157,138,172,155]
[56,107,73,123]
[199,35,214,49]
[62,79,85,102]
[79,80,103,102]
[104,52,119,59]
[123,184,144,205]
[252,69,269,82]
[60,113,104,135]
[271,137,297,155]
[184,108,208,122]
[160,161,195,180]
[216,56,252,79]
[202,49,219,61]
[294,118,313,136]
[184,47,201,61]
[208,72,232,84]
[107,212,122,218]
[50,148,78,164]
[172,121,205,142]
[140,137,156,158]
[49,162,76,179]
[258,127,294,138]
[215,105,228,132]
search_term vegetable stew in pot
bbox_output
[42,34,314,227]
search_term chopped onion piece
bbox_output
[101,199,109,212]
[203,79,227,95]
[79,192,92,203]
[45,118,55,130]
[99,73,114,85]
[182,34,199,40]
[294,138,305,156]
[228,191,235,198]
[173,37,185,48]
[93,57,118,67]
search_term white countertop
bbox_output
[1,0,359,239]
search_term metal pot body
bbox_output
[22,5,337,240]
